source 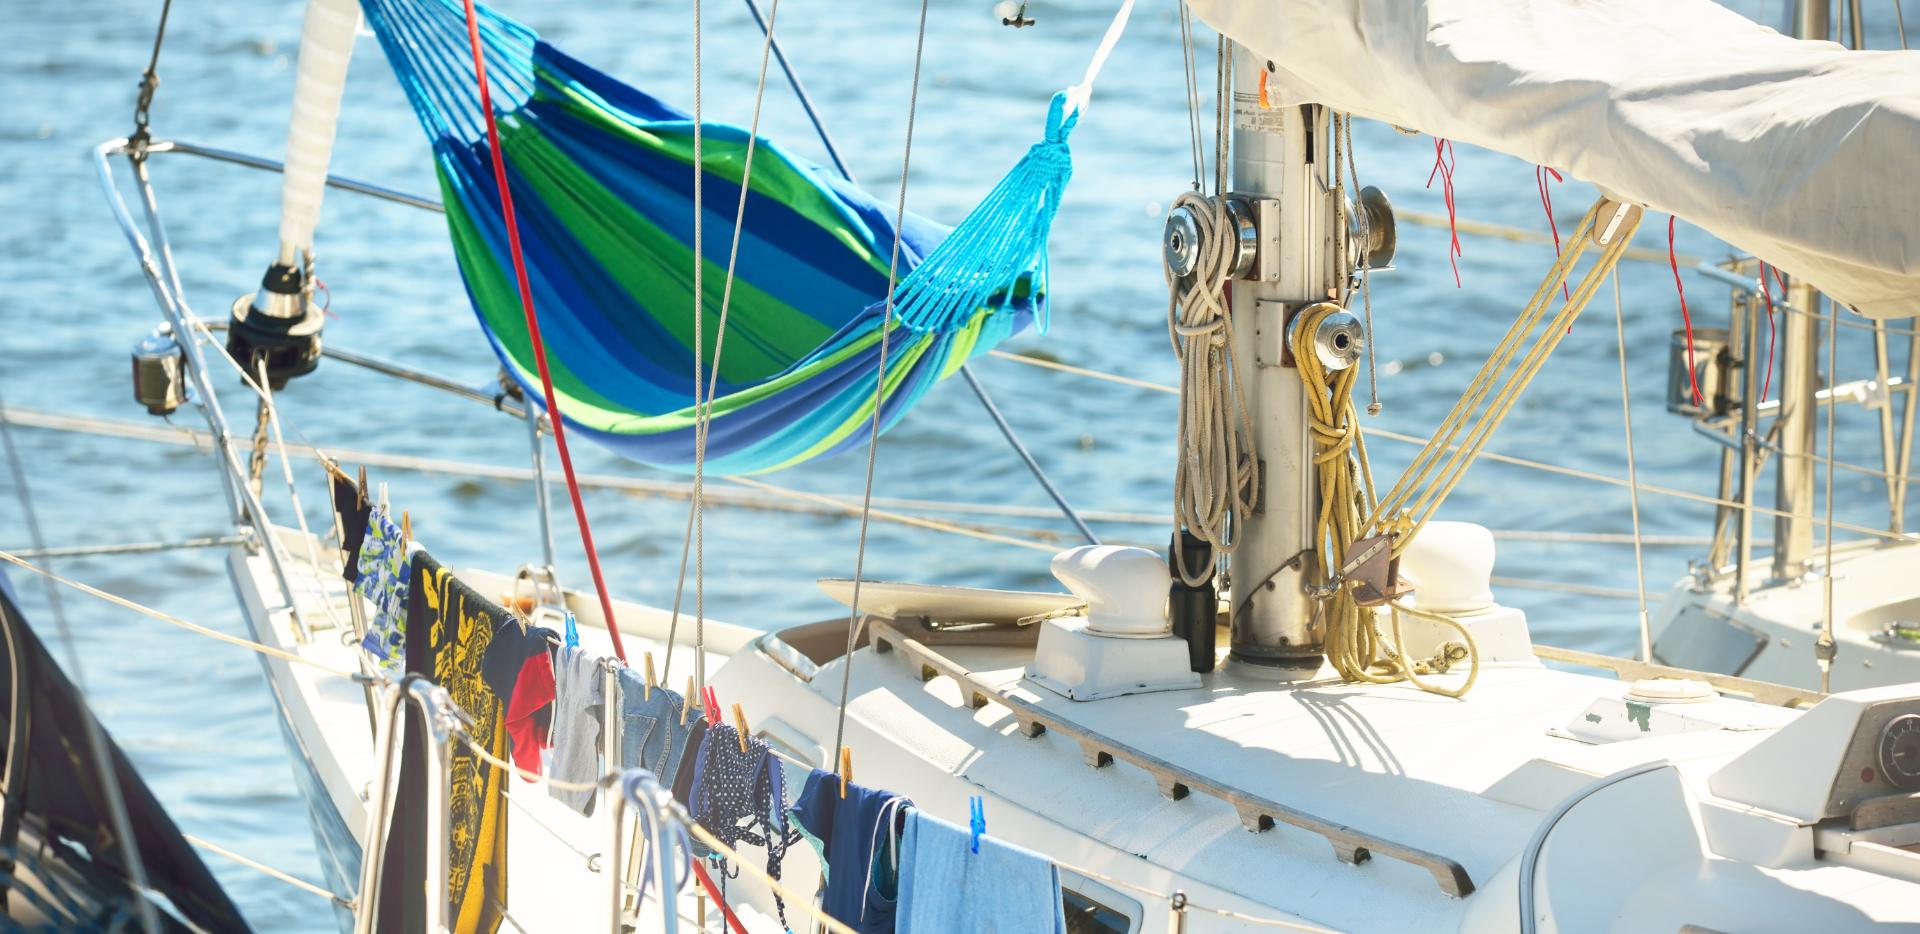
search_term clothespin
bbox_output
[355,466,369,508]
[681,675,695,725]
[703,686,721,727]
[400,510,412,546]
[642,653,656,701]
[838,747,853,800]
[969,796,986,854]
[731,703,750,754]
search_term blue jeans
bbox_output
[617,669,690,781]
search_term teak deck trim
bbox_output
[866,617,1477,898]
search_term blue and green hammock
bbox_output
[358,0,1076,476]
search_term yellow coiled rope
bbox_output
[1300,197,1642,698]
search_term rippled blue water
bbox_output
[1,0,1913,927]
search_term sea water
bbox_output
[1,0,1912,927]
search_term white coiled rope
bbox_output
[1165,191,1258,587]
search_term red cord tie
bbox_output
[1668,215,1703,408]
[1427,137,1462,288]
[460,0,627,661]
[1757,262,1784,402]
[1535,166,1568,302]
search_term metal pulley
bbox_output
[1163,197,1260,281]
[1345,185,1396,271]
[131,321,188,416]
[1287,305,1365,371]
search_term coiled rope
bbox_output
[1292,302,1481,696]
[1166,191,1258,587]
[1299,196,1641,698]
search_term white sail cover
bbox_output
[1189,0,1920,319]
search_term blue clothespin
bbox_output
[563,610,580,650]
[969,796,985,854]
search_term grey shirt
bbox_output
[547,644,604,815]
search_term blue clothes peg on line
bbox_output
[563,609,580,650]
[969,796,985,854]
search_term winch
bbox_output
[227,262,324,390]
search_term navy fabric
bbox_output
[688,723,799,925]
[794,769,910,933]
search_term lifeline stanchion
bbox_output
[353,677,462,934]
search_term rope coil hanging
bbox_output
[1302,196,1642,698]
[1166,191,1258,587]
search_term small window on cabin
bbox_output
[1059,868,1142,934]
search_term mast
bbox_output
[1772,0,1829,581]
[1224,54,1338,672]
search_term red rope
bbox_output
[1668,215,1703,408]
[460,0,627,661]
[1757,262,1783,402]
[691,860,746,934]
[1535,166,1568,301]
[1427,137,1462,287]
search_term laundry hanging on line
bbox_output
[481,618,559,779]
[547,643,603,815]
[328,469,371,585]
[616,668,691,778]
[689,720,802,927]
[793,768,912,934]
[374,549,511,934]
[898,806,1068,934]
[354,505,411,675]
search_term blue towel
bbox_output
[793,769,910,933]
[898,808,1066,934]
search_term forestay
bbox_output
[1189,0,1920,319]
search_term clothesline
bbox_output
[20,433,1334,932]
[1,499,1337,931]
[0,548,360,679]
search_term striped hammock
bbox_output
[359,0,1049,475]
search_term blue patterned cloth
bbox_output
[354,506,410,674]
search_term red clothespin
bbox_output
[703,686,722,727]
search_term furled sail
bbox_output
[1189,0,1920,319]
[358,0,1045,475]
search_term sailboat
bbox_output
[31,0,1920,929]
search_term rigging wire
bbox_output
[1818,293,1840,692]
[971,351,1920,535]
[663,0,782,687]
[0,549,360,679]
[832,0,934,769]
[1337,114,1384,415]
[0,389,160,934]
[1610,270,1654,661]
[730,0,1098,548]
[184,834,348,908]
[126,0,173,159]
[1177,2,1205,192]
[457,0,627,662]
